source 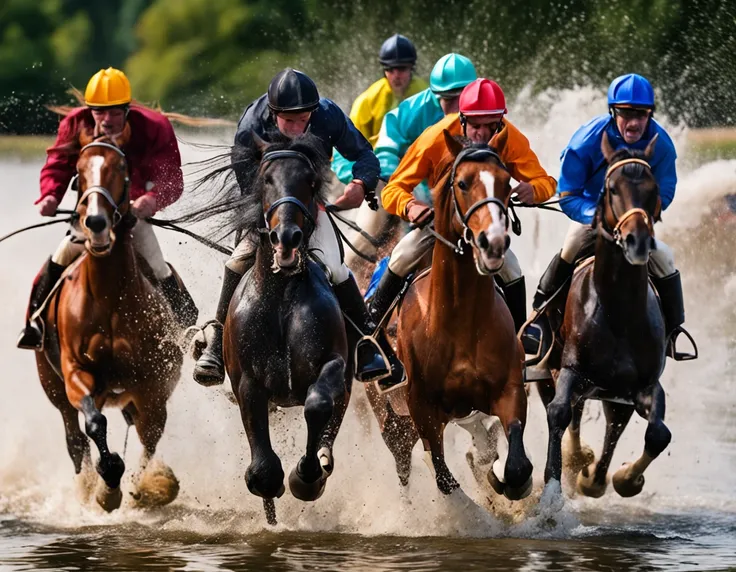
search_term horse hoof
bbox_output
[95,481,123,512]
[563,443,596,475]
[288,465,327,502]
[504,475,533,501]
[487,467,505,496]
[97,453,125,489]
[576,463,608,498]
[131,461,180,508]
[612,463,645,497]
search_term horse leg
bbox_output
[612,382,671,497]
[577,400,634,498]
[537,380,556,408]
[490,380,534,501]
[409,399,458,495]
[381,402,419,487]
[239,377,284,502]
[455,412,501,486]
[544,368,581,485]
[562,398,595,477]
[289,356,346,502]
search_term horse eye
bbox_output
[457,180,468,192]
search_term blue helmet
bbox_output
[607,73,655,109]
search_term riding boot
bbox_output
[333,274,406,391]
[500,276,528,334]
[520,251,575,357]
[193,267,243,386]
[159,274,199,328]
[17,257,66,350]
[367,268,406,327]
[651,270,698,360]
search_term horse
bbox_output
[219,133,352,525]
[365,130,533,499]
[542,132,671,498]
[35,131,183,511]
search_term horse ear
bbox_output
[643,133,659,161]
[252,132,270,154]
[443,129,464,158]
[601,131,616,162]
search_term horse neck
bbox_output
[80,230,138,301]
[593,233,650,323]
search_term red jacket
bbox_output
[37,106,184,211]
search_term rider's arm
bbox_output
[654,143,677,211]
[331,149,356,185]
[501,121,557,203]
[330,104,380,191]
[142,116,183,210]
[381,131,437,219]
[557,147,597,224]
[37,114,80,205]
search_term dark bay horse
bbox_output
[36,131,182,511]
[219,134,351,524]
[368,131,533,499]
[543,133,670,498]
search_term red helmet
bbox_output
[459,78,507,116]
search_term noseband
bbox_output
[76,141,130,227]
[260,150,318,235]
[600,157,655,249]
[449,147,511,252]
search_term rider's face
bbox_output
[614,107,651,144]
[384,66,412,96]
[275,111,312,138]
[91,107,126,136]
[464,115,503,144]
[438,95,460,115]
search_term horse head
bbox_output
[75,128,131,257]
[441,129,513,275]
[252,132,327,275]
[596,131,661,265]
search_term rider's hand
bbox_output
[332,180,366,210]
[512,182,535,204]
[131,194,157,219]
[38,196,59,217]
[404,199,433,226]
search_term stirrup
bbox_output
[354,334,390,383]
[668,326,698,361]
[16,319,45,351]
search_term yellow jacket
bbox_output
[350,76,427,146]
[382,113,557,219]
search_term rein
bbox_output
[76,141,131,228]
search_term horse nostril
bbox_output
[625,234,636,248]
[477,232,489,250]
[504,234,511,251]
[269,230,280,246]
[85,214,107,233]
[292,228,303,248]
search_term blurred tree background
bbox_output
[1,0,735,134]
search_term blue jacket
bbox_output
[235,94,380,190]
[558,115,677,224]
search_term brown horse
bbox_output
[35,131,182,511]
[543,133,670,498]
[367,131,533,499]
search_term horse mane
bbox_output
[606,146,651,182]
[47,88,235,128]
[170,130,331,245]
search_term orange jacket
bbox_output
[381,113,557,218]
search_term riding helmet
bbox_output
[429,54,477,96]
[607,73,655,110]
[459,78,507,116]
[378,34,417,67]
[267,68,320,114]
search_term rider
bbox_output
[17,67,197,350]
[343,53,478,265]
[521,73,695,361]
[369,78,557,331]
[192,68,406,390]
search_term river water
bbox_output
[0,87,735,571]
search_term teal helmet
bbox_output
[429,54,477,96]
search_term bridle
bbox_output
[599,157,657,250]
[75,141,130,227]
[260,150,318,237]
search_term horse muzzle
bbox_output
[618,227,655,266]
[270,223,304,273]
[473,230,510,275]
[83,213,115,257]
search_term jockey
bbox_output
[17,67,197,351]
[521,73,695,360]
[344,53,478,264]
[192,68,406,390]
[368,78,557,331]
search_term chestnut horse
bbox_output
[220,134,351,525]
[36,132,183,511]
[367,132,533,499]
[543,133,671,498]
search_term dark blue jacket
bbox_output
[235,94,380,190]
[558,115,677,224]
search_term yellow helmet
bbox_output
[84,68,132,107]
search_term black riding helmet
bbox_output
[267,68,320,114]
[378,34,417,67]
